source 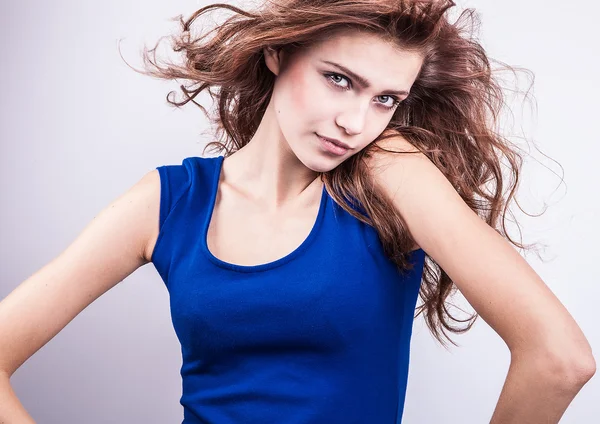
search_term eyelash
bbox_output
[323,72,401,110]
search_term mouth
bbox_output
[316,133,351,156]
[316,134,351,150]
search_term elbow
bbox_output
[540,349,595,387]
[565,351,596,386]
[511,344,596,387]
[558,337,597,386]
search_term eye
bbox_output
[323,72,401,111]
[325,72,351,89]
[375,94,401,110]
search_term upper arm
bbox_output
[367,136,593,367]
[0,169,161,376]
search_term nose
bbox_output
[335,100,369,136]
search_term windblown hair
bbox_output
[130,0,551,348]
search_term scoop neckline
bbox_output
[200,155,328,273]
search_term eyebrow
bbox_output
[320,60,410,96]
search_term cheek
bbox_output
[287,69,313,112]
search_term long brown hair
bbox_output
[127,0,555,348]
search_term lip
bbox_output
[316,134,351,150]
[317,133,349,156]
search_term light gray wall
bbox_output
[1,0,597,422]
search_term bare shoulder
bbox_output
[366,133,429,183]
[91,167,161,264]
[365,134,589,365]
[366,133,485,260]
[365,133,435,252]
[135,169,162,262]
[0,169,161,377]
[372,132,423,153]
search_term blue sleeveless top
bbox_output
[151,155,426,424]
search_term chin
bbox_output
[292,139,348,173]
[304,161,331,174]
[309,156,346,173]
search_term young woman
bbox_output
[0,0,595,423]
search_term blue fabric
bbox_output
[151,155,426,424]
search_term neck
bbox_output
[220,102,322,211]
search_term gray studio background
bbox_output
[1,0,598,422]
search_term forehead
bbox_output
[303,29,423,89]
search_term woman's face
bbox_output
[264,29,424,172]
